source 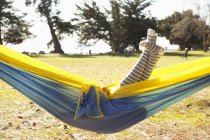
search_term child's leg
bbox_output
[137,54,161,81]
[120,50,163,86]
[120,49,151,86]
[120,29,165,86]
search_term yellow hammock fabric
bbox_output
[1,45,210,99]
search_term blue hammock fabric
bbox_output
[1,61,210,133]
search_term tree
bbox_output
[74,0,156,53]
[0,0,32,45]
[25,0,75,54]
[73,1,112,49]
[111,0,124,52]
[159,10,210,51]
[193,0,210,52]
[120,0,157,51]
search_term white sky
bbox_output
[7,0,206,53]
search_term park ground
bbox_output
[0,51,210,140]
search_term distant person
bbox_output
[184,48,189,59]
[120,28,165,86]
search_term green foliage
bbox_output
[73,1,111,46]
[159,10,210,51]
[120,0,157,51]
[0,0,32,45]
[74,0,157,53]
[52,16,75,36]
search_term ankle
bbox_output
[150,45,165,55]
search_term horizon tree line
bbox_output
[0,0,210,53]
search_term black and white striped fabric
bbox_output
[120,51,161,86]
[120,34,164,86]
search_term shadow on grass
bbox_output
[62,54,97,58]
[63,51,209,58]
[30,51,209,58]
[30,54,97,58]
[30,53,139,58]
[195,99,210,108]
[61,53,139,58]
[164,51,210,57]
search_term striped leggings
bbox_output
[120,36,164,86]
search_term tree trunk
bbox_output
[0,6,2,45]
[111,38,119,53]
[0,38,2,45]
[47,18,64,54]
[0,16,2,45]
[111,44,116,53]
[40,0,63,54]
[111,0,121,53]
[0,29,3,45]
[203,33,208,52]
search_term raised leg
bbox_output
[120,29,165,86]
[120,49,151,86]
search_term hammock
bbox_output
[0,45,210,133]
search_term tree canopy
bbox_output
[159,10,210,51]
[5,1,210,53]
[73,0,157,53]
[0,0,32,45]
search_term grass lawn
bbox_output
[0,51,210,140]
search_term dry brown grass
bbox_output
[0,51,210,140]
